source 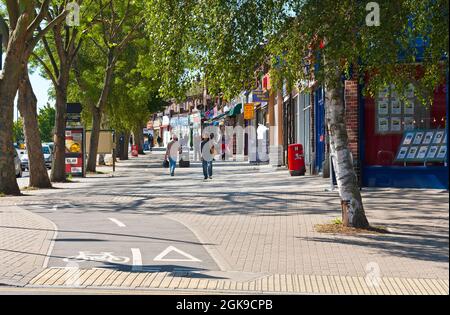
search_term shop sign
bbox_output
[244,103,255,120]
[170,116,189,127]
[179,116,189,126]
[252,90,269,103]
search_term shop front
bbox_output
[294,91,313,173]
[314,86,326,175]
[161,115,171,147]
[251,90,270,164]
[228,103,243,156]
[361,83,448,189]
[170,116,190,151]
[153,119,162,147]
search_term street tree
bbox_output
[18,67,52,188]
[83,0,145,173]
[32,0,98,182]
[0,0,66,195]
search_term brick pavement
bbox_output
[1,153,448,294]
[0,204,56,286]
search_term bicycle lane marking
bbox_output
[131,248,143,271]
[109,218,126,227]
[17,202,220,272]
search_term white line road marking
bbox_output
[43,221,58,269]
[108,218,126,227]
[154,246,202,262]
[131,248,143,272]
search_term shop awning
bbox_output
[228,103,242,117]
[212,112,227,121]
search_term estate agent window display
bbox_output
[365,83,447,167]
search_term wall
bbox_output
[344,80,361,179]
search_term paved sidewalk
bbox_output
[1,152,448,294]
[28,268,449,295]
[0,204,55,286]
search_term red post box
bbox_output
[288,144,306,176]
[131,145,139,157]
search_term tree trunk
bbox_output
[87,54,115,172]
[87,107,102,172]
[325,77,369,229]
[18,70,52,188]
[0,78,21,195]
[118,131,130,160]
[0,39,26,195]
[134,126,145,155]
[51,84,68,182]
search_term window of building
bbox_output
[364,83,447,166]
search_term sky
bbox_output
[13,72,52,122]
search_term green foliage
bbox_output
[268,0,448,105]
[143,0,279,100]
[332,218,343,225]
[143,0,448,107]
[13,118,24,143]
[37,104,55,143]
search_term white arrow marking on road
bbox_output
[153,246,202,262]
[131,248,143,271]
[109,218,126,227]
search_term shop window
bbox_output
[364,83,447,166]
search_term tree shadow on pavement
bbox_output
[0,226,216,246]
[297,228,449,263]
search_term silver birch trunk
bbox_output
[325,78,369,228]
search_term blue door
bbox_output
[315,86,326,173]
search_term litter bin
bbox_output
[288,144,306,176]
[131,145,139,157]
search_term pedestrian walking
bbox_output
[148,133,154,152]
[164,135,181,177]
[201,133,216,180]
[157,136,162,147]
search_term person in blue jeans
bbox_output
[201,134,216,180]
[165,135,180,176]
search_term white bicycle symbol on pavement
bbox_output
[63,252,130,264]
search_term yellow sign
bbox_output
[244,103,255,120]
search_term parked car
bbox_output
[43,142,55,154]
[20,145,53,171]
[14,149,23,178]
[42,145,53,169]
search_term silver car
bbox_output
[14,149,23,178]
[21,145,53,170]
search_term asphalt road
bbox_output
[17,164,220,273]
